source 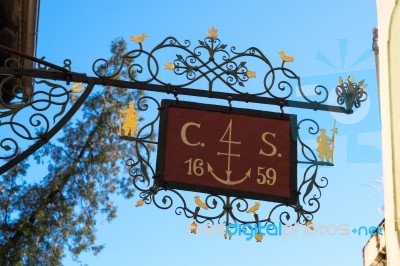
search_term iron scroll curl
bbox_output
[92,34,330,104]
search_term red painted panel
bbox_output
[157,100,297,203]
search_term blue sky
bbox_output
[36,1,381,265]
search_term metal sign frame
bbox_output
[156,100,298,204]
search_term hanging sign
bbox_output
[156,100,298,204]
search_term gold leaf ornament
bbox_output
[246,71,256,78]
[71,82,86,93]
[164,62,175,70]
[306,220,314,230]
[190,221,198,234]
[207,27,218,38]
[358,79,367,90]
[224,230,233,240]
[347,75,354,83]
[135,199,144,207]
[255,233,263,242]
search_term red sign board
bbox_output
[156,100,297,204]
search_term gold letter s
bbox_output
[259,132,277,157]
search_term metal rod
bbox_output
[119,136,158,144]
[0,44,69,73]
[297,160,334,166]
[0,67,352,114]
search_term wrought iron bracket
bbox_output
[0,31,367,240]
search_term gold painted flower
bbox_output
[255,233,263,242]
[306,220,314,230]
[246,71,256,78]
[190,221,198,234]
[135,199,144,207]
[207,27,218,38]
[164,62,175,70]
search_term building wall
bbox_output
[363,220,386,265]
[0,0,39,106]
[376,0,400,265]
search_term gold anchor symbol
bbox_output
[207,119,251,185]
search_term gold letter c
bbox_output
[181,122,201,146]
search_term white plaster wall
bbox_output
[376,0,400,265]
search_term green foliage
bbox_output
[0,38,148,265]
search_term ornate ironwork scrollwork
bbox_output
[336,76,368,112]
[1,29,363,173]
[1,75,62,153]
[128,98,332,240]
[0,52,94,174]
[123,96,160,183]
[0,31,362,241]
[92,33,331,104]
